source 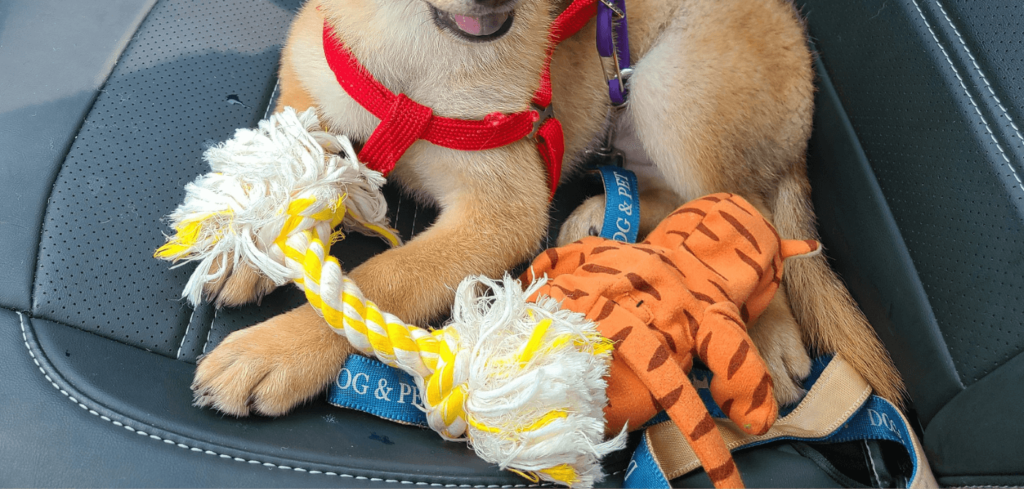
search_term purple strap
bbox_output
[596,0,631,104]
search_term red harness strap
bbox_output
[322,0,597,199]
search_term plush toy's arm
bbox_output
[694,302,778,436]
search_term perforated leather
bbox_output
[941,1,1024,156]
[0,0,157,311]
[796,0,1024,389]
[796,0,1024,484]
[32,0,300,355]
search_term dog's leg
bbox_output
[746,285,812,406]
[770,170,905,404]
[344,153,551,325]
[615,0,902,403]
[559,0,826,403]
[744,196,814,406]
[198,60,323,309]
[192,304,355,416]
[199,256,279,308]
[194,143,551,416]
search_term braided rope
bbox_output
[280,202,621,485]
[157,107,623,487]
[283,201,469,437]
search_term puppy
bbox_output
[191,0,903,417]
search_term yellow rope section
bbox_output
[278,198,587,484]
[160,195,595,486]
[151,108,623,487]
[281,198,473,440]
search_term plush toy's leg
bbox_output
[695,302,778,435]
[663,384,745,488]
[601,312,744,489]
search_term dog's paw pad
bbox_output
[201,255,277,308]
[557,195,606,246]
[190,313,351,417]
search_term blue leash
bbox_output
[596,165,640,242]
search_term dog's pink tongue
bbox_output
[452,12,508,36]
[453,14,483,35]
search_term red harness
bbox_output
[321,0,598,199]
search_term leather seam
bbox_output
[202,309,216,355]
[15,311,548,488]
[930,0,1024,150]
[861,440,881,487]
[176,308,196,359]
[262,78,281,120]
[908,0,1024,196]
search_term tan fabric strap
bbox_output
[643,355,937,488]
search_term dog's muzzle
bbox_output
[431,6,514,41]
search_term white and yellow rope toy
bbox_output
[156,107,626,488]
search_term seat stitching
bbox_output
[176,308,196,359]
[861,440,881,487]
[931,0,1024,149]
[15,311,546,488]
[201,309,216,354]
[262,78,281,120]
[909,0,1024,196]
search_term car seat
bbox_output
[1,0,1021,486]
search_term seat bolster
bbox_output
[925,350,1024,484]
[0,0,156,311]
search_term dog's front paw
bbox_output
[747,292,813,407]
[192,305,352,416]
[201,254,278,308]
[758,335,812,407]
[557,195,606,246]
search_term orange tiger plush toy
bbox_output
[523,193,821,488]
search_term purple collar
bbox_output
[596,0,631,105]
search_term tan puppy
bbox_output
[191,0,903,417]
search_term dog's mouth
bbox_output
[431,7,514,41]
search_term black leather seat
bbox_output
[2,0,1021,486]
[795,0,1024,485]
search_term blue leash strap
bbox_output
[326,354,429,428]
[597,165,640,243]
[624,431,672,488]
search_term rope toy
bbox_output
[156,107,626,488]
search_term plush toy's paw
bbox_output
[192,304,352,416]
[748,293,813,407]
[557,195,605,246]
[201,253,278,308]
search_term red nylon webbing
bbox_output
[321,0,597,198]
